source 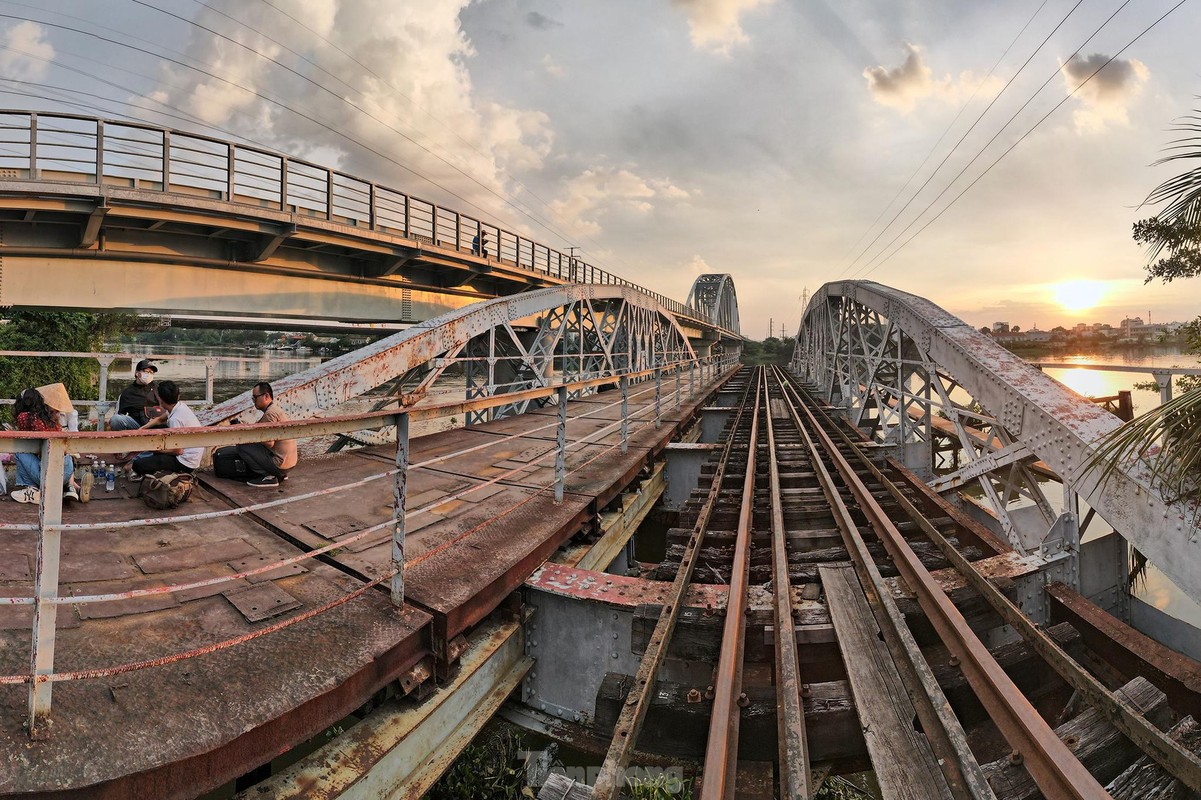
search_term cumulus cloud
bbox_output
[0,21,54,82]
[864,43,1002,113]
[1061,53,1149,133]
[542,54,566,79]
[672,0,776,56]
[685,254,712,274]
[150,0,554,217]
[549,167,689,236]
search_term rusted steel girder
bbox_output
[198,285,697,427]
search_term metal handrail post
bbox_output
[28,437,67,738]
[96,355,113,431]
[690,362,695,397]
[675,366,681,408]
[654,368,662,429]
[391,413,409,606]
[204,360,215,405]
[555,385,567,503]
[620,375,629,454]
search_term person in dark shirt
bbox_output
[109,360,163,430]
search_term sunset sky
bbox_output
[3,0,1200,336]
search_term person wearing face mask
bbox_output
[109,360,164,431]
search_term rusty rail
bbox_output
[699,369,763,799]
[590,368,755,800]
[763,368,811,798]
[780,371,1111,799]
[782,372,1201,794]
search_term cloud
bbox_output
[549,166,689,236]
[1061,54,1149,133]
[525,11,563,30]
[685,254,712,274]
[542,54,566,79]
[672,0,776,56]
[864,43,1002,113]
[149,0,555,218]
[0,21,54,82]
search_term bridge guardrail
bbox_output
[0,111,719,331]
[0,352,739,737]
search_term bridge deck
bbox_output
[0,379,717,798]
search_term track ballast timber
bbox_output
[587,365,1201,800]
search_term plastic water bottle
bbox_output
[105,464,115,493]
[95,460,105,483]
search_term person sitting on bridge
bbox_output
[130,380,203,479]
[235,382,298,488]
[109,360,164,431]
[9,387,80,504]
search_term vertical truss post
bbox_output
[675,366,681,408]
[204,360,216,405]
[690,362,696,397]
[555,385,568,503]
[96,356,112,431]
[391,413,409,606]
[28,437,66,738]
[620,375,630,454]
[654,368,662,429]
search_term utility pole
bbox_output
[769,318,773,340]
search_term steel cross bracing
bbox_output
[792,280,1201,609]
[199,284,698,437]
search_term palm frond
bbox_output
[1085,386,1201,515]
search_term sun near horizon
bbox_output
[1051,279,1108,314]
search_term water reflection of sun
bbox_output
[1053,368,1112,398]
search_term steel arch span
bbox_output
[686,273,740,335]
[200,284,708,440]
[792,280,1201,609]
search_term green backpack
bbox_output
[141,471,195,510]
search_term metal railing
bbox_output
[0,110,719,331]
[0,353,740,737]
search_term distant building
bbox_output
[992,321,1010,334]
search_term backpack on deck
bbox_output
[212,445,250,480]
[141,471,194,510]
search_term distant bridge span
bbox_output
[0,110,739,345]
[794,279,1201,613]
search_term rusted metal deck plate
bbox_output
[0,487,431,800]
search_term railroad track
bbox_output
[583,365,1201,800]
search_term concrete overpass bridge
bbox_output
[0,110,739,346]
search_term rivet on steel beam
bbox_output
[948,655,960,667]
[705,685,715,700]
[801,684,811,698]
[612,651,619,659]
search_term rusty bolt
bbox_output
[705,685,715,700]
[1064,735,1079,748]
[948,655,960,667]
[801,683,812,698]
[1008,750,1023,766]
[737,693,750,708]
[687,688,702,704]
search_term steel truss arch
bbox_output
[793,280,1201,607]
[200,284,699,437]
[686,273,740,335]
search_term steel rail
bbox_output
[781,375,1112,799]
[782,374,1201,793]
[771,366,994,800]
[763,368,811,798]
[590,368,756,800]
[699,368,763,799]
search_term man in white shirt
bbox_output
[130,380,204,477]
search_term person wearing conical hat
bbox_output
[9,387,80,504]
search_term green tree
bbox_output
[0,310,135,421]
[1091,106,1201,503]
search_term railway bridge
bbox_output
[1,112,1201,800]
